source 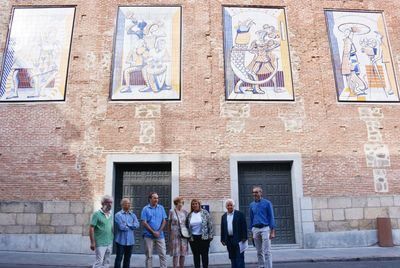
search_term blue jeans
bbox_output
[226,236,245,268]
[114,243,133,268]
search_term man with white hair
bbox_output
[221,199,248,268]
[89,195,114,268]
[114,198,139,268]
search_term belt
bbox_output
[253,224,268,228]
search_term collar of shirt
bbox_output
[121,210,131,214]
[227,211,234,216]
[255,198,264,203]
[147,204,159,209]
[100,209,111,218]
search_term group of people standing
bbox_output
[89,186,275,268]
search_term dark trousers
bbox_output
[114,243,133,268]
[226,236,245,268]
[189,235,210,268]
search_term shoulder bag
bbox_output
[175,209,190,239]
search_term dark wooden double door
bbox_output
[238,162,296,244]
[114,163,171,254]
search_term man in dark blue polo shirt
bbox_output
[141,192,167,268]
[249,186,275,268]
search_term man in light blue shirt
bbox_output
[141,192,167,268]
[114,198,139,268]
[249,186,276,268]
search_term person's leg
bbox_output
[226,238,235,268]
[189,236,201,268]
[236,248,245,268]
[122,245,133,268]
[261,227,272,268]
[92,246,106,268]
[122,67,136,92]
[114,243,124,268]
[228,237,243,268]
[173,256,179,268]
[6,69,19,99]
[238,249,245,268]
[102,244,112,268]
[155,238,167,268]
[252,228,264,268]
[179,256,185,268]
[200,239,210,268]
[144,237,154,268]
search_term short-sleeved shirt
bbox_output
[90,210,113,246]
[141,204,167,239]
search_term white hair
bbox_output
[120,198,131,206]
[101,195,113,204]
[225,198,235,207]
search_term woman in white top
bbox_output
[185,199,214,268]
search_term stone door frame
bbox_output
[103,153,179,210]
[229,153,304,246]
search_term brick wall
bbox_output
[0,0,400,244]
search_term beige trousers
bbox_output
[252,226,273,268]
[92,244,112,268]
[144,237,167,268]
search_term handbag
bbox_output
[175,209,191,239]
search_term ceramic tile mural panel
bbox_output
[0,7,75,102]
[111,6,181,100]
[223,7,294,101]
[325,10,399,102]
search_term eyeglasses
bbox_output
[252,191,259,194]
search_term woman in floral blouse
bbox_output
[186,199,214,268]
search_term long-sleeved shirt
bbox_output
[227,212,234,235]
[114,210,139,246]
[249,198,276,229]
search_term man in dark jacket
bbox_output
[221,199,248,268]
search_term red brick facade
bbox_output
[0,0,400,252]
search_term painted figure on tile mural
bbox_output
[122,38,148,93]
[360,32,394,96]
[141,37,171,93]
[122,19,171,94]
[340,26,367,96]
[248,24,282,94]
[6,36,60,100]
[230,20,279,94]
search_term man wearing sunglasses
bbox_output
[249,186,276,268]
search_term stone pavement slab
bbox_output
[0,247,399,267]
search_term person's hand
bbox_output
[221,241,226,246]
[269,230,276,240]
[153,231,160,238]
[90,242,96,251]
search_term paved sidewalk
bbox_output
[0,246,399,267]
